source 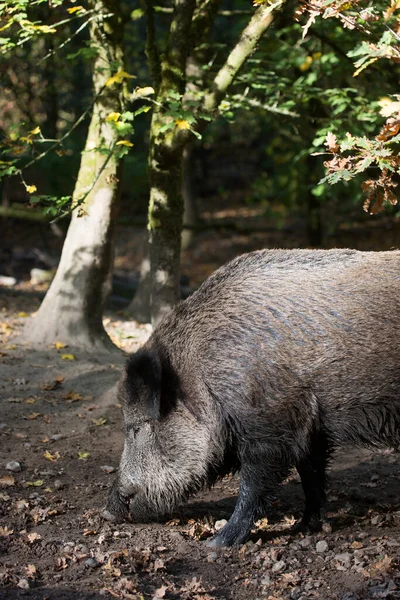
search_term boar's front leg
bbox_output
[208,460,290,547]
[294,432,331,532]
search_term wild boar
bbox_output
[103,249,400,547]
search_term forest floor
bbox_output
[1,212,400,600]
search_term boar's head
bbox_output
[103,346,220,523]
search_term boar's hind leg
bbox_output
[208,461,290,548]
[294,432,331,532]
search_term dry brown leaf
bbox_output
[0,475,15,487]
[24,412,41,420]
[325,131,339,153]
[27,532,41,543]
[26,564,37,578]
[0,526,14,536]
[153,585,168,599]
[62,390,84,402]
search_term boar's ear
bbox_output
[125,349,161,420]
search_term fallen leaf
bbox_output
[27,532,41,543]
[18,312,28,318]
[24,412,41,420]
[24,397,36,404]
[83,529,97,536]
[26,480,44,487]
[78,452,90,460]
[153,586,168,599]
[43,450,60,462]
[41,377,64,391]
[91,417,107,426]
[54,341,67,349]
[0,526,13,536]
[26,564,37,579]
[0,475,15,487]
[61,354,75,361]
[40,436,50,443]
[63,391,83,402]
[153,558,164,571]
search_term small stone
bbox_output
[371,515,381,525]
[316,540,329,553]
[100,465,116,474]
[0,275,17,287]
[6,461,21,472]
[17,578,30,589]
[272,560,286,573]
[207,552,218,562]
[51,434,63,441]
[261,575,271,586]
[84,557,100,568]
[299,537,312,549]
[335,552,352,567]
[54,479,65,490]
[370,474,379,482]
[214,519,227,531]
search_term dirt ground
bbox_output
[1,291,400,600]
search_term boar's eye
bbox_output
[126,423,140,435]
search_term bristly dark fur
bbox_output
[105,248,400,546]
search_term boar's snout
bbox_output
[102,474,140,523]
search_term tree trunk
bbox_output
[126,234,152,324]
[148,108,185,327]
[24,0,126,352]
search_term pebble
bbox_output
[261,575,271,586]
[299,537,312,549]
[84,557,100,568]
[334,552,352,567]
[100,465,116,474]
[371,515,381,525]
[6,460,21,472]
[54,479,65,490]
[214,519,227,531]
[316,540,329,553]
[272,560,286,573]
[207,552,218,562]
[17,578,30,590]
[51,434,63,441]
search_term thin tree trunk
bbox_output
[24,0,126,352]
[144,1,279,326]
[127,234,152,324]
[148,110,185,326]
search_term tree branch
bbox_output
[204,1,284,113]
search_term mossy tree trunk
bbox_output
[143,1,279,327]
[25,0,126,352]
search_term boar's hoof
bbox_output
[290,517,322,534]
[207,527,250,548]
